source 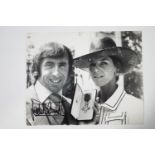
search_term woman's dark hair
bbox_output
[109,56,122,82]
[31,42,73,79]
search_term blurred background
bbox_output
[26,31,143,99]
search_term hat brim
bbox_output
[74,47,139,74]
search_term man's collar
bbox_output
[101,84,126,111]
[35,81,62,103]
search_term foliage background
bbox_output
[122,31,143,99]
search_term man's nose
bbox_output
[52,65,60,76]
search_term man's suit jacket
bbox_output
[26,85,78,125]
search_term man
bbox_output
[26,42,77,125]
[74,37,143,125]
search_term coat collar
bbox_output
[100,84,126,111]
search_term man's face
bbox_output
[89,56,117,87]
[38,56,69,93]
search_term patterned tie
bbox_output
[32,93,65,125]
[45,93,65,125]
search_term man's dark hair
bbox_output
[31,42,73,79]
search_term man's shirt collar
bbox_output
[35,80,62,103]
[101,84,126,111]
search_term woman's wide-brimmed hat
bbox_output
[74,37,139,73]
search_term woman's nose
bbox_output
[93,66,99,73]
[89,63,99,73]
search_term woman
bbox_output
[74,37,143,125]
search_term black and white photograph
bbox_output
[26,31,144,126]
[1,1,155,155]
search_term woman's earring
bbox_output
[115,71,120,76]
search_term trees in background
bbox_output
[122,31,143,99]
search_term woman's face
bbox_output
[89,56,117,87]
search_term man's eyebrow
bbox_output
[45,61,54,64]
[59,61,67,64]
